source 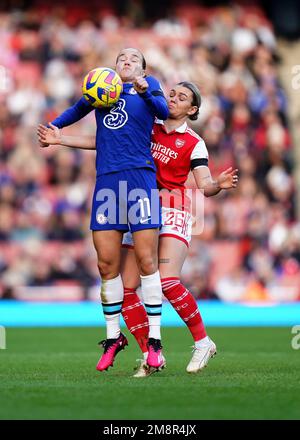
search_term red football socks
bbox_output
[161,277,207,342]
[122,278,207,351]
[121,288,149,353]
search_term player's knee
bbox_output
[136,254,157,276]
[97,259,118,279]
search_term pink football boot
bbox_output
[146,338,165,369]
[96,333,128,371]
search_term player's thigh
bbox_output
[132,228,159,273]
[120,246,140,289]
[92,229,123,268]
[158,235,188,278]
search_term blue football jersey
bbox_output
[51,76,169,176]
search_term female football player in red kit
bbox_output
[37,81,238,376]
[120,82,238,376]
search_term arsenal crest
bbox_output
[175,138,185,148]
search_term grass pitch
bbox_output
[0,327,299,420]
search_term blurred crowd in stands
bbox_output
[0,1,299,302]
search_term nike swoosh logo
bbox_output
[140,217,151,224]
[85,70,101,90]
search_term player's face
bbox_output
[167,86,198,120]
[116,48,145,83]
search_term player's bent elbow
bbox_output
[159,107,169,120]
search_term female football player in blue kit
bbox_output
[39,81,238,378]
[39,48,169,371]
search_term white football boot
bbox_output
[133,356,166,378]
[186,337,217,374]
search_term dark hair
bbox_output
[140,52,147,70]
[116,48,147,70]
[177,81,201,120]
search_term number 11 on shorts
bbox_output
[138,197,151,222]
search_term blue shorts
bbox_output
[90,168,161,232]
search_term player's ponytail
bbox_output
[177,81,201,120]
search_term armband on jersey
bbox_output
[191,158,208,170]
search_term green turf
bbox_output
[0,327,299,420]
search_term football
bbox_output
[82,67,123,108]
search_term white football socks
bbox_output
[100,274,124,339]
[140,270,162,340]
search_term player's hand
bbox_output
[132,76,148,94]
[37,123,62,147]
[216,167,239,189]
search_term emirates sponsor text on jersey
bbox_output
[150,141,178,163]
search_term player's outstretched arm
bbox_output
[37,123,96,149]
[133,76,169,120]
[50,97,94,129]
[192,166,239,197]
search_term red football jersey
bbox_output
[151,120,209,190]
[151,120,209,211]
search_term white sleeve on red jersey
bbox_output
[190,139,209,170]
[190,139,209,160]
